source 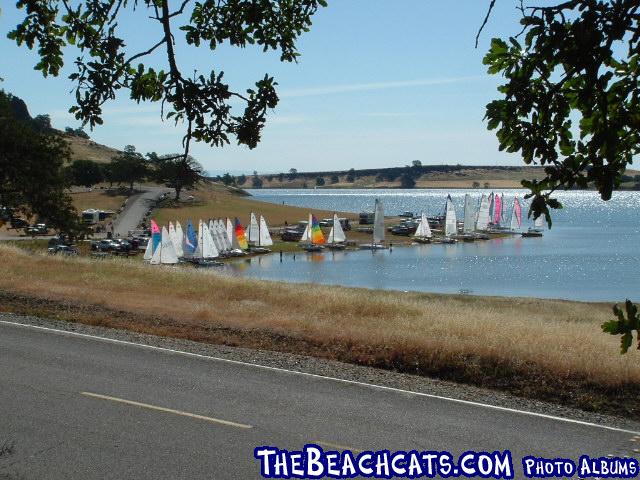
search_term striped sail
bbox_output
[310,215,325,245]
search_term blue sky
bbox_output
[0,1,526,174]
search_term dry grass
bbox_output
[154,183,358,228]
[1,243,639,416]
[65,134,120,163]
[69,190,129,212]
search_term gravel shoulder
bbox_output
[2,311,639,434]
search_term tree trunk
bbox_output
[174,186,181,201]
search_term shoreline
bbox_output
[1,244,638,419]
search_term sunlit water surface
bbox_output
[218,189,639,302]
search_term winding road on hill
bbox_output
[0,320,637,479]
[112,186,171,237]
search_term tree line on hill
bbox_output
[65,145,204,201]
[215,161,534,189]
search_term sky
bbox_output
[0,1,527,174]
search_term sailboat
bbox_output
[475,194,490,231]
[246,212,272,253]
[300,213,325,252]
[224,217,246,256]
[522,211,545,237]
[326,213,347,250]
[359,199,387,249]
[509,197,523,232]
[441,195,458,243]
[149,225,179,265]
[145,219,161,262]
[413,212,432,244]
[455,193,477,242]
[174,221,184,258]
[190,219,222,266]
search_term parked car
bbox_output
[399,211,415,218]
[9,217,29,230]
[25,223,49,236]
[47,245,78,256]
[91,239,117,252]
[112,239,133,253]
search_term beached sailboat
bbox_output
[359,199,387,249]
[509,197,523,232]
[454,193,477,241]
[442,195,458,243]
[209,219,223,253]
[522,213,545,237]
[326,213,347,250]
[190,220,222,266]
[413,212,432,244]
[160,226,179,264]
[246,212,272,253]
[145,219,161,262]
[475,194,490,231]
[300,213,325,252]
[174,221,184,257]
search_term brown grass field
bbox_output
[0,243,638,417]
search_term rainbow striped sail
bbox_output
[310,215,325,245]
[150,219,161,253]
[234,217,249,250]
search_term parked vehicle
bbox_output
[9,217,29,229]
[91,239,117,252]
[47,245,78,256]
[25,223,49,235]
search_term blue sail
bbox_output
[184,220,198,255]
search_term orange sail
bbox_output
[234,217,249,250]
[310,215,325,245]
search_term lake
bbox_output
[221,189,639,302]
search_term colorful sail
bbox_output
[234,217,249,250]
[183,220,198,256]
[493,194,502,225]
[150,219,161,253]
[310,214,325,244]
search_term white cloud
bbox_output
[280,76,485,98]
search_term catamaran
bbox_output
[509,197,523,232]
[454,193,477,242]
[441,195,457,244]
[413,211,432,244]
[522,212,544,237]
[359,199,387,250]
[475,194,490,231]
[300,213,325,252]
[326,213,347,250]
[246,212,272,253]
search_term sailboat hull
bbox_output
[358,243,387,250]
[326,243,346,250]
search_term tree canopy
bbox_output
[483,0,640,226]
[9,0,327,162]
[0,90,78,232]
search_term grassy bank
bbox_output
[0,244,638,417]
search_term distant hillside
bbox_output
[245,165,545,190]
[63,132,120,163]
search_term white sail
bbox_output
[209,219,222,251]
[202,222,220,258]
[143,237,153,261]
[194,220,204,259]
[216,219,231,250]
[247,212,260,244]
[476,194,490,231]
[445,196,457,237]
[328,213,346,244]
[150,233,162,265]
[373,199,385,244]
[160,226,179,264]
[174,221,184,257]
[226,218,234,248]
[463,194,475,233]
[534,214,544,228]
[299,219,310,243]
[258,215,273,246]
[414,212,432,238]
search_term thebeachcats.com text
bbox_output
[254,445,639,479]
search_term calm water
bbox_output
[221,189,639,302]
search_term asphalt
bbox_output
[112,187,171,237]
[0,321,637,479]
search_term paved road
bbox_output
[0,321,637,479]
[112,187,171,237]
